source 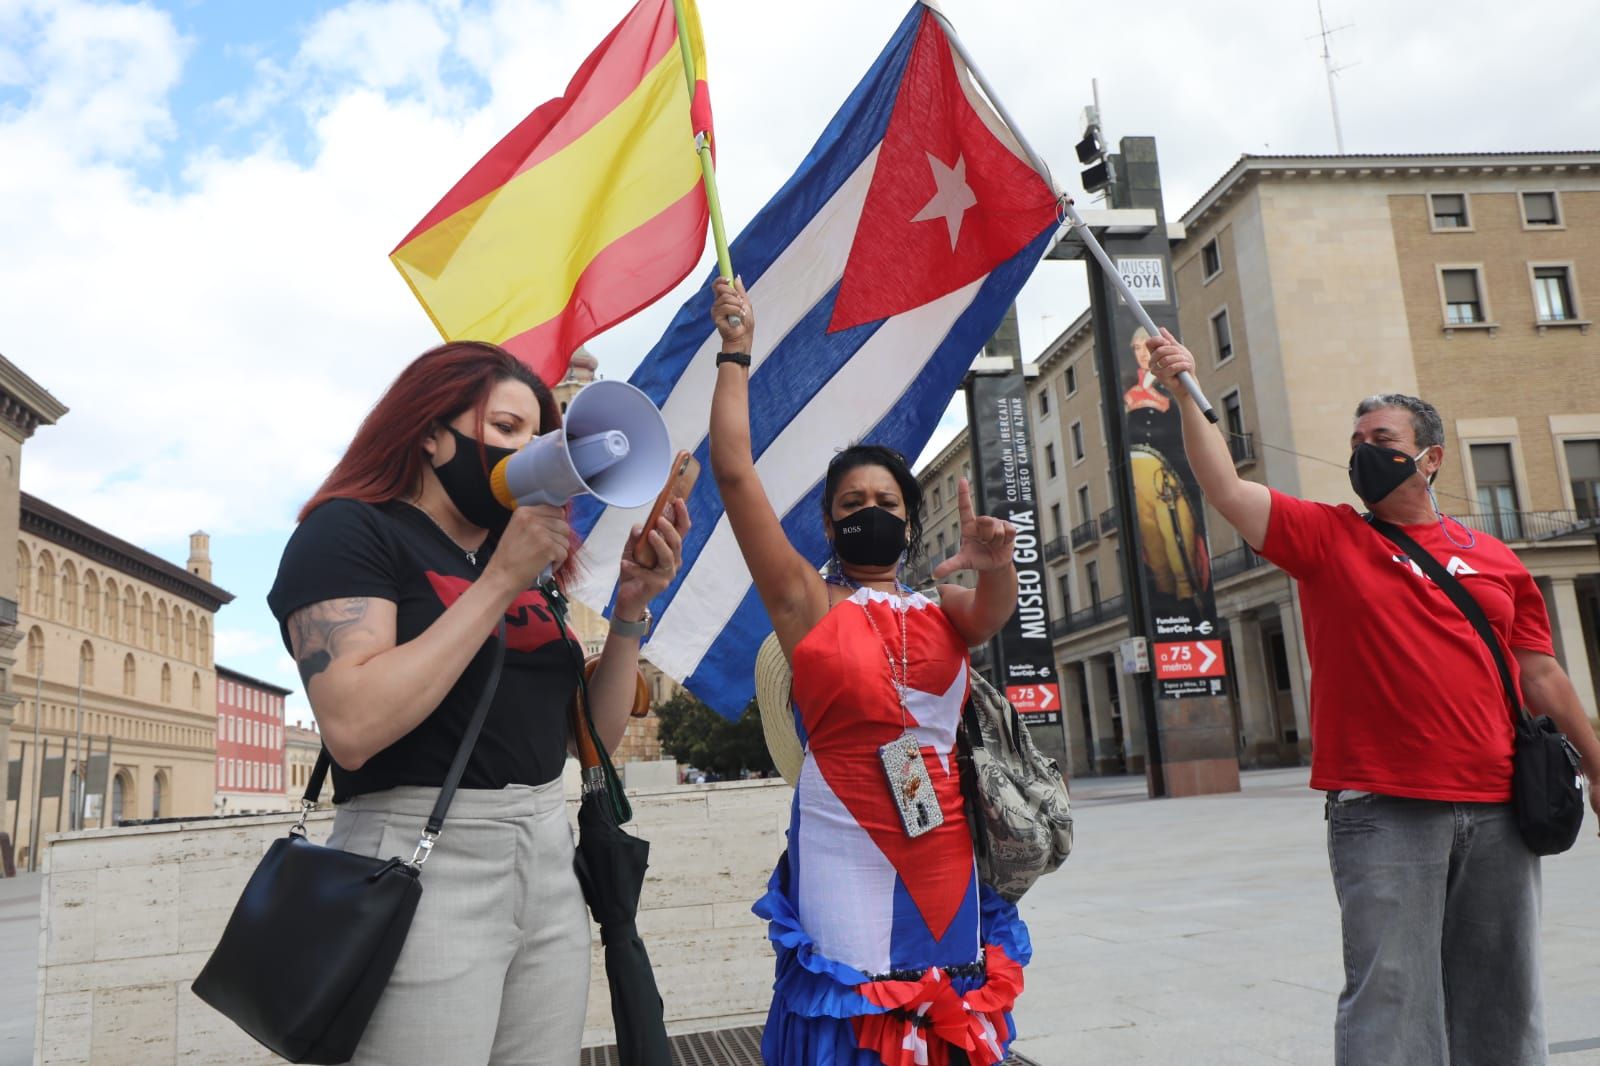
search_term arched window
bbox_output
[83,571,100,632]
[199,618,211,667]
[140,593,153,648]
[79,641,94,687]
[122,588,136,643]
[111,771,129,824]
[160,663,172,703]
[156,601,169,655]
[17,543,30,608]
[26,626,43,675]
[60,560,78,624]
[122,654,136,697]
[152,771,166,819]
[36,550,55,617]
[185,611,197,663]
[191,672,201,710]
[104,578,119,636]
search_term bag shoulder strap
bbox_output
[301,622,508,841]
[1367,517,1525,726]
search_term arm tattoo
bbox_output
[287,598,371,686]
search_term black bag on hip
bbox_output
[191,630,505,1063]
[1370,520,1583,856]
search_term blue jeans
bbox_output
[1326,792,1545,1066]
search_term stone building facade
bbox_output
[9,499,232,864]
[0,354,64,866]
[915,150,1600,779]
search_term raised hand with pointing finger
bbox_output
[933,478,1016,579]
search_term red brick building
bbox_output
[214,665,292,814]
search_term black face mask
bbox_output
[1348,442,1429,506]
[433,425,517,532]
[831,506,907,568]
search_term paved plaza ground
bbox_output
[2,766,1595,1065]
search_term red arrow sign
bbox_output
[1006,684,1062,713]
[1153,640,1226,679]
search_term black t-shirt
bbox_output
[267,498,579,803]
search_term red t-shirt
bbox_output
[1260,490,1554,801]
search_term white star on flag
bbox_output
[912,152,977,249]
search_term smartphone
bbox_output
[633,451,699,569]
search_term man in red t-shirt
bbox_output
[1145,329,1599,1066]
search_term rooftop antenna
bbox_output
[1311,0,1355,153]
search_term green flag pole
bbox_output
[671,0,741,325]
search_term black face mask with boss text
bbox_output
[832,506,907,568]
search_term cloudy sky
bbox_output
[3,0,1595,723]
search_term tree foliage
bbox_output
[654,691,776,778]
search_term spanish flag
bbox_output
[391,0,713,385]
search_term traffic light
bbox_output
[1076,121,1114,195]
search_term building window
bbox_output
[112,773,126,824]
[1050,503,1063,539]
[161,664,172,704]
[1430,192,1470,229]
[932,486,942,512]
[1211,307,1234,364]
[1441,269,1485,325]
[1038,389,1050,417]
[153,772,164,818]
[26,627,43,675]
[1565,439,1600,521]
[1532,266,1576,322]
[1521,191,1560,227]
[1470,443,1522,540]
[79,641,94,687]
[1045,442,1058,479]
[1077,484,1092,522]
[191,673,200,710]
[1201,238,1221,280]
[123,654,136,697]
[1086,560,1101,607]
[1065,364,1078,397]
[1070,421,1085,462]
[1057,574,1072,616]
[1223,391,1245,439]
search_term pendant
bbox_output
[877,731,944,839]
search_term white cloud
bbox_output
[4,0,1598,546]
[214,627,280,659]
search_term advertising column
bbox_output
[964,313,1066,766]
[1086,136,1240,797]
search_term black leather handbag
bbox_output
[1371,521,1584,856]
[192,630,506,1063]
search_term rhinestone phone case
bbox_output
[878,731,943,839]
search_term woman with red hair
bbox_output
[267,340,687,1065]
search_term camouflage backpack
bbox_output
[957,666,1075,902]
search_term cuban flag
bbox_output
[572,2,1060,719]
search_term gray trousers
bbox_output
[326,781,592,1066]
[1326,791,1545,1066]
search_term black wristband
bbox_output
[716,351,752,368]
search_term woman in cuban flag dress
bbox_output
[707,279,1031,1065]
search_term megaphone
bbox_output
[489,378,672,513]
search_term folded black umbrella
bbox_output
[573,793,670,1066]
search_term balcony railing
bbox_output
[1453,510,1600,543]
[1210,544,1269,583]
[1228,432,1256,465]
[1050,594,1127,639]
[1098,507,1120,536]
[1042,536,1070,562]
[1069,518,1100,550]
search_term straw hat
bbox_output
[754,632,804,786]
